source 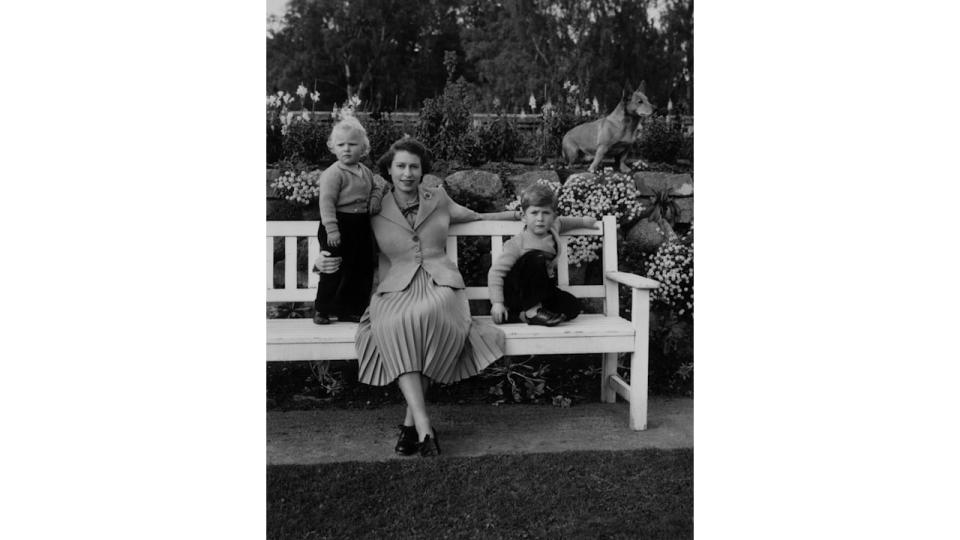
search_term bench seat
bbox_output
[267,314,636,362]
[267,216,658,429]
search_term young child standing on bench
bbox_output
[313,117,389,325]
[488,184,596,327]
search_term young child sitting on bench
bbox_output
[488,184,596,327]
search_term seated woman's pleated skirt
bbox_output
[355,267,505,386]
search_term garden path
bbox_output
[267,397,692,464]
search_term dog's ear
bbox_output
[637,80,647,94]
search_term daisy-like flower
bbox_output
[296,84,308,98]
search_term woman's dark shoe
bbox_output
[395,424,418,456]
[418,431,441,457]
[520,309,563,327]
[312,312,331,325]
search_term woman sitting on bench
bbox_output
[314,137,516,457]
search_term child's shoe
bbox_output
[312,312,331,325]
[520,308,563,327]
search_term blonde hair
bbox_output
[326,117,370,157]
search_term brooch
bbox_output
[423,191,432,200]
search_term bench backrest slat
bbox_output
[267,216,618,313]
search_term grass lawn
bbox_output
[268,448,692,539]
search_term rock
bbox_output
[625,218,677,253]
[674,198,693,224]
[564,171,598,185]
[421,173,443,189]
[443,170,503,199]
[632,171,693,197]
[505,170,561,196]
[267,168,282,198]
[292,394,325,405]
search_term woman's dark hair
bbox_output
[376,136,433,179]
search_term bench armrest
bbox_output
[605,271,659,290]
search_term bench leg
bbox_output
[601,352,618,403]
[629,289,651,431]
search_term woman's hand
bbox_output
[584,217,598,228]
[490,302,509,324]
[312,250,342,274]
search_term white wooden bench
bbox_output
[266,216,659,430]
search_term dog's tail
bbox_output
[560,132,578,164]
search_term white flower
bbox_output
[529,94,537,112]
[310,91,320,102]
[296,84,308,98]
[592,98,600,114]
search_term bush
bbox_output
[557,171,645,266]
[638,117,687,164]
[365,112,407,161]
[282,118,330,166]
[477,114,522,162]
[645,240,693,317]
[616,239,694,397]
[536,108,581,163]
[459,128,486,166]
[416,76,475,161]
[270,169,322,205]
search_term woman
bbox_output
[315,137,515,457]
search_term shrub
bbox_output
[477,114,522,162]
[416,76,474,161]
[270,168,322,205]
[459,128,487,166]
[365,112,406,161]
[638,116,687,164]
[556,171,645,266]
[536,107,581,163]
[645,240,693,317]
[482,356,549,404]
[282,118,330,166]
[533,81,602,163]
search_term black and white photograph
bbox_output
[265,0,694,537]
[7,1,960,538]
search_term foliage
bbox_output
[617,234,693,397]
[365,112,407,161]
[281,118,330,166]
[268,303,312,319]
[645,240,693,317]
[270,169,322,205]
[416,57,476,161]
[268,0,694,114]
[308,361,344,397]
[483,356,549,404]
[476,113,522,162]
[532,81,601,163]
[267,0,459,111]
[459,0,693,113]
[557,171,644,266]
[638,116,688,164]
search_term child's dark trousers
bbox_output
[503,250,581,321]
[314,212,374,318]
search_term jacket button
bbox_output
[412,235,419,241]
